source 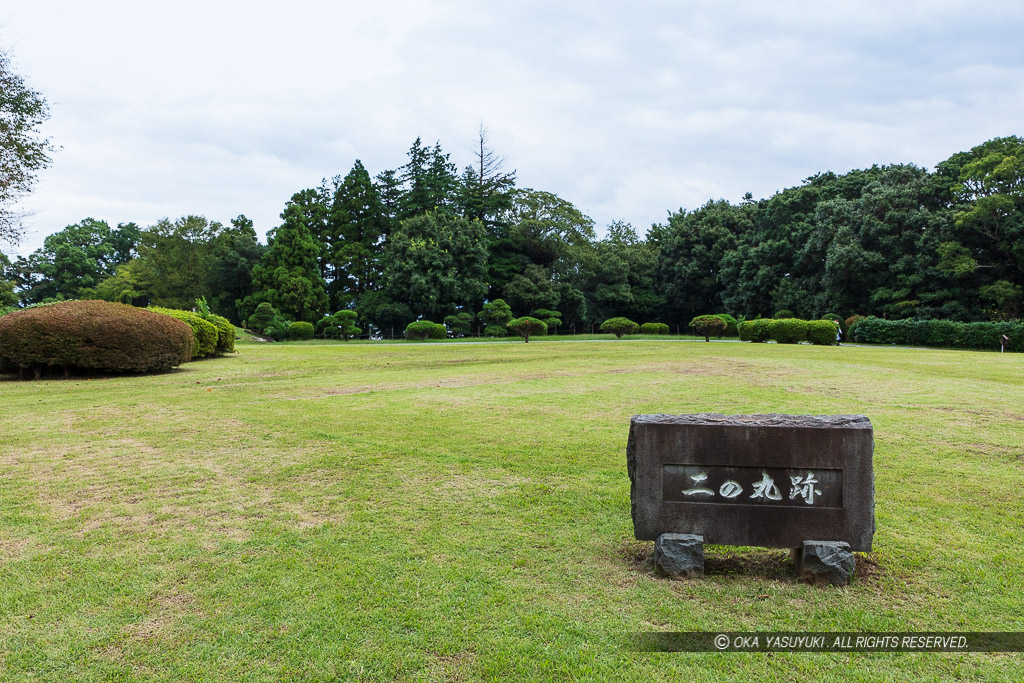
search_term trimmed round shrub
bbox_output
[821,313,846,338]
[600,317,639,338]
[0,300,193,377]
[507,316,547,343]
[807,320,839,345]
[715,314,739,337]
[640,322,660,335]
[405,320,437,341]
[428,322,447,339]
[739,319,771,342]
[846,315,866,336]
[689,315,727,342]
[774,309,795,319]
[483,324,508,337]
[766,318,808,343]
[150,306,218,359]
[289,321,314,340]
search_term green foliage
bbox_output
[1,50,55,244]
[689,314,727,342]
[600,317,639,338]
[149,306,219,359]
[318,310,361,341]
[821,313,846,337]
[640,322,670,335]
[532,309,562,334]
[194,297,235,353]
[245,192,329,322]
[714,313,739,337]
[846,314,866,332]
[263,318,292,342]
[404,320,438,341]
[739,318,814,344]
[384,210,489,321]
[807,320,840,345]
[443,312,473,337]
[507,316,547,342]
[479,299,513,329]
[483,324,508,337]
[247,302,279,334]
[766,318,808,343]
[429,323,447,339]
[738,319,770,342]
[774,309,795,319]
[288,321,314,341]
[849,317,1024,351]
[247,302,291,342]
[0,300,192,376]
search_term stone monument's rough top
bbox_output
[631,413,871,429]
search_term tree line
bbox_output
[2,133,1022,333]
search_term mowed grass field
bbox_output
[1,338,1023,681]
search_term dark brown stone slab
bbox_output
[627,413,874,551]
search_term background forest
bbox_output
[3,133,1022,335]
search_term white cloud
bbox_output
[3,0,1023,255]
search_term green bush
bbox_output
[201,312,235,353]
[532,309,561,334]
[150,306,219,359]
[849,317,1024,351]
[319,310,361,341]
[766,318,808,343]
[194,297,236,353]
[405,320,437,341]
[640,322,670,335]
[740,318,814,344]
[289,321,314,340]
[483,324,507,337]
[846,315,866,336]
[689,315,727,342]
[807,320,839,345]
[507,316,547,342]
[715,314,739,337]
[247,302,278,333]
[0,300,193,377]
[443,313,473,337]
[428,323,447,339]
[821,313,846,339]
[774,309,796,319]
[739,319,771,342]
[600,317,639,338]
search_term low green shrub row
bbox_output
[739,318,839,345]
[640,322,670,335]
[404,320,447,341]
[849,317,1024,351]
[150,306,219,359]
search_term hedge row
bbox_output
[404,320,447,340]
[640,322,670,335]
[149,307,218,358]
[0,300,193,376]
[849,317,1024,351]
[149,306,235,357]
[739,318,839,345]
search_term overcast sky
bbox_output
[3,1,1023,256]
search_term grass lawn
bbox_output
[1,338,1022,681]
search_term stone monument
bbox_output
[627,413,874,585]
